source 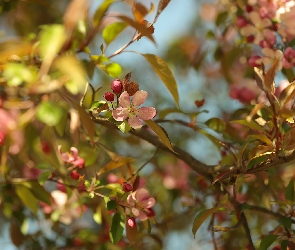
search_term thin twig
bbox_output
[240,212,255,250]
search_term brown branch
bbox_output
[93,118,216,181]
[240,212,255,250]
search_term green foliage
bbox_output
[109,213,124,244]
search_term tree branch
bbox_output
[93,118,216,181]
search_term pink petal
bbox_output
[132,90,148,106]
[137,107,156,120]
[132,207,140,217]
[135,188,150,202]
[141,197,156,209]
[70,147,78,159]
[112,108,128,121]
[128,116,142,129]
[137,210,148,221]
[127,194,135,206]
[118,91,130,108]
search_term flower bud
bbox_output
[70,171,80,180]
[111,79,123,94]
[0,131,6,146]
[41,141,51,154]
[146,208,155,217]
[248,55,261,68]
[122,182,133,192]
[104,92,115,102]
[236,16,248,28]
[127,217,136,228]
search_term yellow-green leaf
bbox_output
[93,0,115,26]
[102,22,128,45]
[39,25,66,67]
[105,62,122,78]
[144,120,175,153]
[247,152,274,169]
[15,185,38,214]
[54,55,87,95]
[205,117,226,133]
[142,53,179,106]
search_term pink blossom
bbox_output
[283,47,295,69]
[261,48,283,70]
[240,11,272,44]
[0,108,23,154]
[58,146,85,169]
[126,188,156,221]
[112,91,156,129]
[163,160,190,190]
[229,86,256,104]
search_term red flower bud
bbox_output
[236,16,248,28]
[104,92,115,102]
[146,208,155,217]
[41,141,51,154]
[122,182,133,192]
[127,217,136,228]
[70,171,80,180]
[0,131,5,146]
[111,79,123,94]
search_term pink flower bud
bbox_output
[122,182,133,192]
[127,217,136,228]
[111,79,123,94]
[0,131,5,146]
[248,55,261,68]
[57,182,66,193]
[236,16,248,28]
[104,92,115,102]
[70,171,80,180]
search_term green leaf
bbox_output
[53,55,86,95]
[144,120,175,153]
[103,22,128,45]
[285,179,294,201]
[142,53,179,106]
[36,101,64,126]
[105,62,122,78]
[230,119,265,134]
[260,235,278,250]
[247,152,274,169]
[248,134,273,147]
[15,185,38,214]
[80,82,95,109]
[107,200,117,211]
[205,117,226,133]
[192,207,218,238]
[197,128,222,150]
[279,217,292,229]
[22,182,52,205]
[118,120,131,133]
[3,63,36,86]
[38,171,51,185]
[39,25,66,67]
[109,213,124,244]
[215,11,228,26]
[93,0,115,26]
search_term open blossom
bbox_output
[261,48,283,70]
[126,188,156,221]
[58,146,85,169]
[240,11,272,44]
[48,190,81,225]
[112,91,156,129]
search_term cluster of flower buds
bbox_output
[58,146,85,182]
[104,74,140,103]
